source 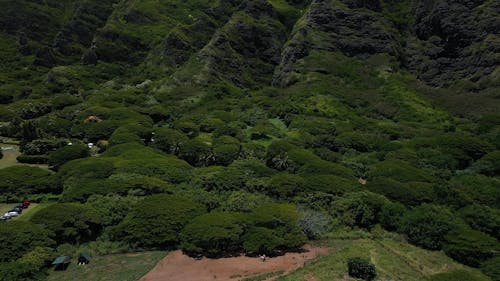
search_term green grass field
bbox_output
[0,145,20,169]
[0,143,49,170]
[0,203,11,215]
[277,238,490,281]
[47,251,166,281]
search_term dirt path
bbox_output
[140,245,329,281]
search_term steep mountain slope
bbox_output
[1,0,498,116]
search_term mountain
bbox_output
[0,1,499,281]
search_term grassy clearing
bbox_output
[0,145,20,169]
[277,239,490,281]
[0,204,11,214]
[47,251,166,281]
[0,144,49,170]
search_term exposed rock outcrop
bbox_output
[273,0,398,87]
[405,0,500,86]
[197,0,288,87]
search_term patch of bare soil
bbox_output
[140,245,329,281]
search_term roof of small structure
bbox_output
[52,256,70,265]
[79,253,91,261]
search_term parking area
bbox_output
[0,201,35,222]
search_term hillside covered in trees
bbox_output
[0,0,499,280]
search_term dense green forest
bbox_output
[0,0,499,280]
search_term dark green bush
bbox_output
[471,151,500,176]
[0,261,45,281]
[451,174,500,208]
[243,204,306,255]
[200,118,225,133]
[48,144,90,170]
[331,191,389,229]
[213,122,243,138]
[481,257,500,281]
[108,132,142,146]
[97,144,193,183]
[0,221,54,262]
[370,160,434,183]
[51,94,82,110]
[298,158,355,178]
[444,228,499,267]
[265,140,297,170]
[213,136,241,166]
[111,194,205,248]
[0,166,61,200]
[150,128,188,155]
[379,202,407,231]
[180,212,247,257]
[21,138,69,155]
[266,173,305,199]
[414,133,494,169]
[172,120,199,138]
[459,204,500,239]
[115,156,192,184]
[367,178,435,206]
[289,117,337,149]
[30,203,102,244]
[58,157,116,182]
[347,257,377,281]
[74,120,122,142]
[86,195,141,227]
[398,204,463,250]
[209,167,250,191]
[303,174,358,195]
[61,173,171,202]
[16,154,49,164]
[220,191,273,213]
[178,139,213,167]
[335,132,384,153]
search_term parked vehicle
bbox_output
[22,200,30,208]
[10,207,22,214]
[7,211,19,217]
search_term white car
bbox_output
[7,211,19,217]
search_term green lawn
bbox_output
[0,144,49,170]
[47,251,167,281]
[0,145,20,169]
[278,239,490,281]
[0,204,11,214]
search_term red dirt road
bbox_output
[140,245,329,281]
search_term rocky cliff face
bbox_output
[273,0,400,87]
[0,0,498,111]
[406,0,500,87]
[271,0,499,88]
